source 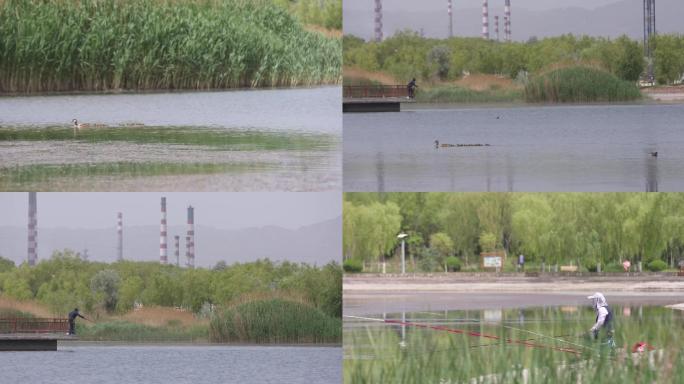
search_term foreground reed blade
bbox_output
[344,306,684,384]
[0,0,341,93]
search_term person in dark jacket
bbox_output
[587,293,615,347]
[68,308,86,335]
[407,78,418,99]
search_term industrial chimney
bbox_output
[160,197,168,264]
[174,235,180,267]
[482,0,489,40]
[27,192,37,266]
[495,15,499,41]
[504,0,511,42]
[186,206,195,268]
[117,212,123,261]
[374,0,383,42]
[643,0,656,81]
[447,0,453,38]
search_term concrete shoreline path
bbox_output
[343,275,684,315]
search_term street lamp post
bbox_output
[398,233,408,274]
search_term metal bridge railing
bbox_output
[343,85,409,99]
[0,318,69,333]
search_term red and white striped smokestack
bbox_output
[27,192,37,266]
[495,15,499,41]
[504,0,511,42]
[160,197,168,264]
[374,0,383,42]
[174,235,180,267]
[186,205,195,268]
[482,0,489,40]
[117,212,123,261]
[447,0,453,38]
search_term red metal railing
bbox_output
[343,85,409,99]
[0,318,69,333]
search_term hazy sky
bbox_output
[344,0,620,12]
[0,192,341,230]
[344,0,684,41]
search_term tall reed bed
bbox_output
[210,298,341,344]
[525,66,642,103]
[345,306,684,383]
[0,0,341,93]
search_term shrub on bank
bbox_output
[647,259,668,272]
[343,259,363,273]
[524,66,642,103]
[584,259,599,272]
[446,256,462,272]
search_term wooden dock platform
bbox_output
[343,85,416,112]
[1,318,73,351]
[0,333,77,351]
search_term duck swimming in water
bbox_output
[435,140,456,148]
[435,140,490,148]
[649,151,658,157]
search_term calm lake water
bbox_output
[344,103,684,192]
[0,87,339,134]
[2,345,341,384]
[0,87,340,191]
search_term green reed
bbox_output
[210,298,341,344]
[344,306,684,383]
[0,0,341,93]
[525,67,642,103]
[0,162,269,190]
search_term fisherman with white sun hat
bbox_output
[587,292,615,347]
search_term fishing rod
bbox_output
[502,325,599,353]
[344,315,582,356]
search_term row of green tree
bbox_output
[344,32,684,85]
[344,193,684,272]
[274,0,342,30]
[0,251,341,318]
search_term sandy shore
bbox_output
[642,85,684,102]
[344,275,684,315]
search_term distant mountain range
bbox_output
[344,0,684,41]
[0,217,341,268]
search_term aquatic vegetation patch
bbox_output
[0,126,337,151]
[78,320,209,342]
[0,0,341,93]
[210,298,341,344]
[525,67,643,103]
[417,85,524,103]
[0,162,269,189]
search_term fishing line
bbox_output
[502,325,599,353]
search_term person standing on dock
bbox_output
[407,78,417,99]
[587,292,615,347]
[67,308,86,335]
